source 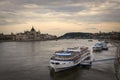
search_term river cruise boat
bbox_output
[80,50,94,66]
[101,41,108,50]
[50,47,91,72]
[93,42,108,51]
[93,43,102,51]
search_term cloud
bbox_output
[86,28,98,30]
[0,0,120,24]
[23,4,40,9]
[0,0,120,35]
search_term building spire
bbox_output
[31,26,36,32]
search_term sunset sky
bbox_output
[0,0,120,36]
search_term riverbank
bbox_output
[0,39,58,42]
[113,41,120,80]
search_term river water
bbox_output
[0,39,117,80]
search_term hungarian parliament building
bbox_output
[0,27,57,41]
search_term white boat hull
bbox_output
[93,47,102,51]
[50,52,91,72]
[80,52,94,66]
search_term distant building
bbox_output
[0,26,57,41]
[0,33,15,41]
[15,27,57,41]
[0,27,119,41]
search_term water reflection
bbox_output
[50,65,91,80]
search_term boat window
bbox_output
[55,62,60,65]
[51,62,54,64]
[56,55,74,58]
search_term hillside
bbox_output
[59,32,93,39]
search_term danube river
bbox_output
[0,39,117,80]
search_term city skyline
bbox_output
[0,0,120,36]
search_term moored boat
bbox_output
[93,42,108,51]
[50,47,91,72]
[101,41,108,50]
[93,43,102,51]
[80,50,94,66]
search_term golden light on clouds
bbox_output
[0,0,120,36]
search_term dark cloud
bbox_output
[48,6,86,12]
[99,9,120,22]
[0,0,120,25]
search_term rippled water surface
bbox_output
[0,39,117,80]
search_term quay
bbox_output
[114,41,120,80]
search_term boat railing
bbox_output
[80,47,88,50]
[55,50,64,53]
[51,55,77,61]
[51,48,90,61]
